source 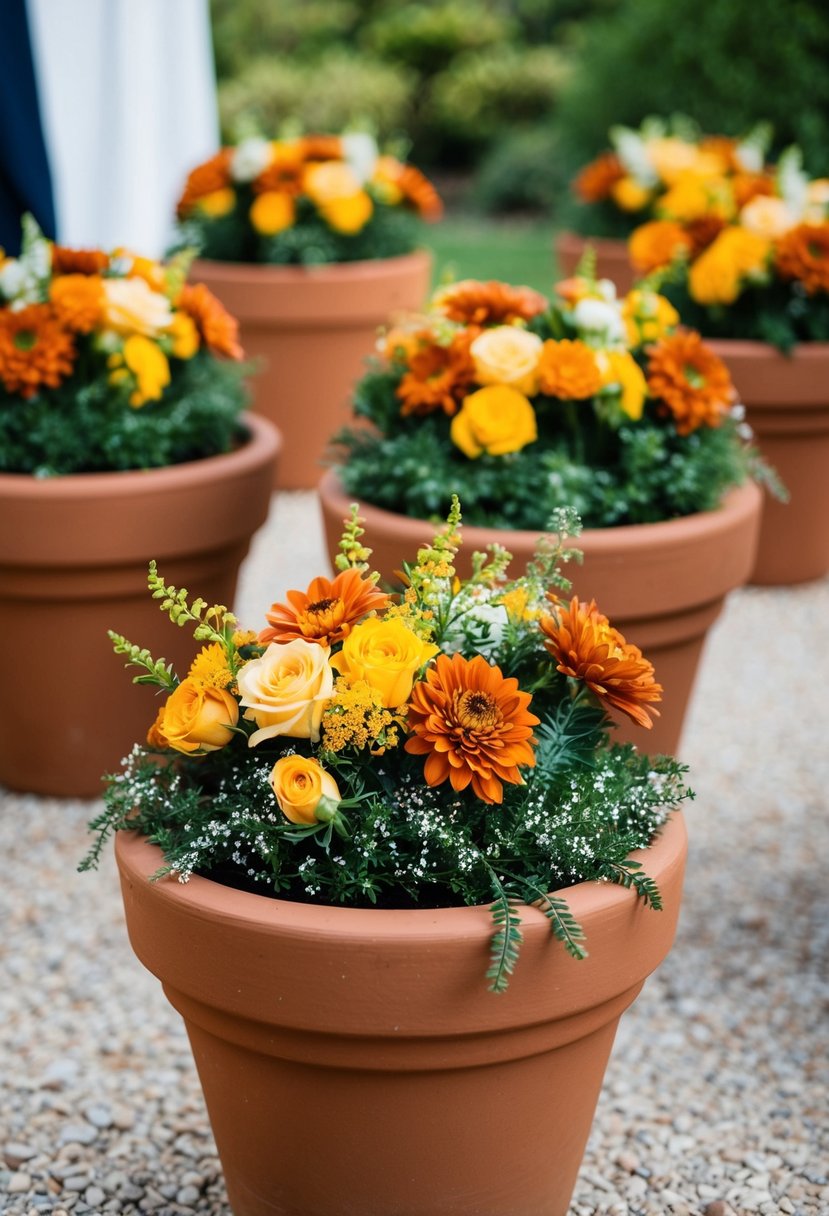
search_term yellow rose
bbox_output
[318,192,374,235]
[149,678,239,755]
[450,385,537,459]
[469,325,543,394]
[597,349,647,421]
[739,195,796,238]
[166,311,199,359]
[303,161,374,234]
[610,176,651,212]
[198,187,236,218]
[250,191,295,236]
[103,276,173,337]
[330,618,438,709]
[122,335,170,406]
[688,228,770,306]
[621,290,679,346]
[237,638,334,746]
[647,137,701,185]
[270,755,341,826]
[658,174,734,223]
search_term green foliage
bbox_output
[108,632,178,691]
[474,126,565,215]
[487,881,524,994]
[658,278,829,351]
[362,2,512,75]
[0,352,249,476]
[211,0,360,76]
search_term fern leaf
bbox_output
[487,875,523,993]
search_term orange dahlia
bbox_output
[176,149,234,217]
[433,280,547,326]
[49,273,104,333]
[628,221,692,274]
[405,652,539,805]
[0,304,75,397]
[573,152,626,203]
[51,245,109,276]
[647,331,735,435]
[396,332,476,417]
[259,568,390,647]
[775,223,829,295]
[252,148,305,197]
[177,283,243,360]
[540,596,662,730]
[537,338,603,400]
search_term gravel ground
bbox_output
[1,491,828,1216]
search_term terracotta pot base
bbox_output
[192,253,432,490]
[117,812,687,1216]
[555,231,636,294]
[318,472,762,756]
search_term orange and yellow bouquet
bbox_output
[84,504,689,989]
[333,275,760,530]
[173,133,442,266]
[0,217,247,476]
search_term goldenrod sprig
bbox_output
[148,561,236,643]
[334,504,375,575]
[108,632,177,690]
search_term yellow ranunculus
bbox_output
[122,335,170,406]
[270,755,341,825]
[688,228,771,306]
[330,618,438,709]
[166,311,200,359]
[610,176,651,212]
[148,678,239,755]
[598,349,648,421]
[658,173,734,223]
[318,192,374,235]
[450,385,537,459]
[103,276,173,337]
[621,289,679,347]
[250,191,295,236]
[198,187,236,218]
[237,638,334,746]
[469,325,543,395]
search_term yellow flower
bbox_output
[270,755,341,826]
[319,192,374,235]
[469,325,543,394]
[597,349,648,421]
[250,191,295,236]
[610,176,651,212]
[188,642,234,690]
[321,678,401,752]
[450,385,538,459]
[303,162,374,234]
[688,228,771,306]
[658,173,734,223]
[330,618,438,709]
[147,678,238,755]
[739,195,797,238]
[121,335,170,407]
[166,311,199,359]
[646,137,702,185]
[103,276,173,337]
[237,638,335,746]
[621,289,679,347]
[197,187,236,218]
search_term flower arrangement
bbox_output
[568,115,774,241]
[0,217,247,476]
[172,133,443,266]
[331,274,763,530]
[83,504,690,991]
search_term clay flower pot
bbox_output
[116,810,686,1216]
[191,252,433,491]
[555,231,636,294]
[707,339,829,585]
[319,470,762,756]
[0,414,280,799]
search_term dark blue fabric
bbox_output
[0,0,56,254]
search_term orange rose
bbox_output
[149,678,238,755]
[270,755,341,825]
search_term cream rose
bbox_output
[103,277,173,336]
[739,196,797,238]
[470,326,543,395]
[237,639,334,746]
[270,755,341,825]
[330,618,438,709]
[230,136,274,183]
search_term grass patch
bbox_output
[422,216,559,295]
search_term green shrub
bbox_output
[211,0,359,76]
[361,2,512,75]
[474,126,565,214]
[218,53,416,144]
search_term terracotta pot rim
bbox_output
[707,337,829,360]
[555,230,632,254]
[319,468,761,559]
[0,412,281,500]
[192,247,431,284]
[115,810,685,944]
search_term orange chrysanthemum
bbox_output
[537,338,603,400]
[176,149,234,217]
[573,152,626,203]
[647,331,734,435]
[259,568,390,647]
[177,283,243,360]
[396,331,476,417]
[0,303,75,397]
[731,171,776,210]
[540,596,662,730]
[405,652,539,805]
[373,157,443,221]
[49,273,104,334]
[629,221,692,274]
[775,223,829,295]
[299,134,344,162]
[51,245,109,276]
[685,214,728,255]
[252,147,306,197]
[433,280,547,326]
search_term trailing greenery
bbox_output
[658,276,829,353]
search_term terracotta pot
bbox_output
[319,470,762,756]
[555,231,636,294]
[116,810,686,1216]
[192,252,433,491]
[707,339,829,585]
[0,415,280,798]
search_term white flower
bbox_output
[572,297,626,342]
[230,137,274,183]
[342,133,379,184]
[102,278,173,337]
[0,259,26,301]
